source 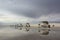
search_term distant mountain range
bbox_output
[32,21,60,24]
[49,21,60,23]
[39,21,60,23]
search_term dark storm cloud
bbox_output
[0,0,60,18]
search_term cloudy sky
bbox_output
[0,0,60,23]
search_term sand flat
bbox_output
[0,23,60,40]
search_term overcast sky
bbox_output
[0,0,60,23]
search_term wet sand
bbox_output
[0,27,60,40]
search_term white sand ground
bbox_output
[30,23,60,28]
[0,23,60,40]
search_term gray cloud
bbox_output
[8,0,60,18]
[0,0,60,21]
